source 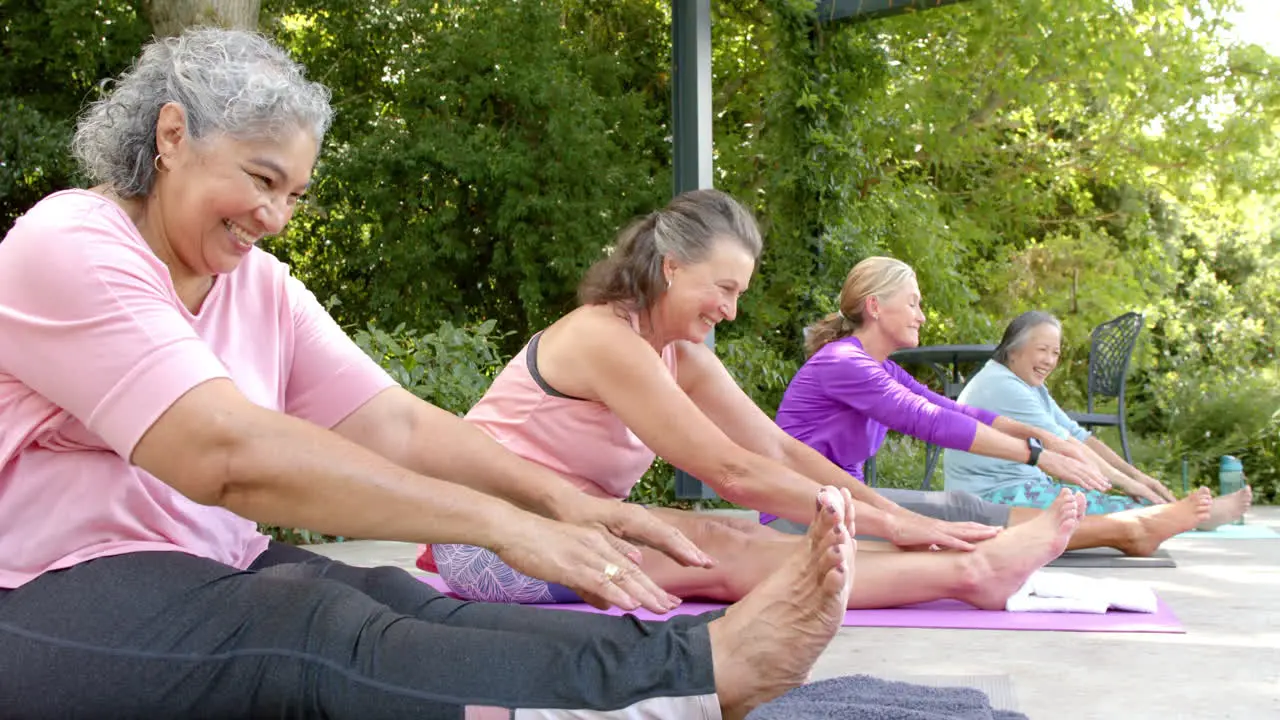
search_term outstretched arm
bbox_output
[331,386,715,568]
[990,415,1092,466]
[542,313,879,532]
[674,341,997,550]
[132,381,675,612]
[1080,436,1175,502]
[822,355,1106,491]
[1065,436,1170,503]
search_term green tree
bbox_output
[0,0,150,234]
[268,0,672,351]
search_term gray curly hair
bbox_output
[72,27,333,198]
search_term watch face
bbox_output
[1029,438,1044,450]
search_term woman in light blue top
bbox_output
[946,311,1251,525]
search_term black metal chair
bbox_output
[1066,312,1144,463]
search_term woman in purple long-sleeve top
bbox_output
[767,257,1215,557]
[777,335,999,483]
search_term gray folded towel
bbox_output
[746,674,1029,720]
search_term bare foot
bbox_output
[708,487,855,719]
[1108,488,1212,555]
[958,489,1081,610]
[1197,486,1253,531]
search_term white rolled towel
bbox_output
[1005,570,1158,614]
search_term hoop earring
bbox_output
[153,154,165,172]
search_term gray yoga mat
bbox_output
[879,675,1019,713]
[1046,547,1176,569]
[747,674,1025,720]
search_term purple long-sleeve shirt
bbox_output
[762,336,997,524]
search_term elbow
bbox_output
[128,378,268,509]
[707,457,766,509]
[182,410,258,509]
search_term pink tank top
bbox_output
[465,316,677,500]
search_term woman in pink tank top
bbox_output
[429,189,1088,612]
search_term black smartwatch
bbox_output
[1025,437,1044,467]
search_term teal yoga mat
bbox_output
[1177,524,1279,539]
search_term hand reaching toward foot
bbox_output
[887,511,997,552]
[1038,449,1110,492]
[558,494,716,569]
[493,514,681,614]
[1111,474,1170,505]
[1135,472,1178,503]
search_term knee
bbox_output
[432,543,492,595]
[357,564,416,597]
[432,544,552,604]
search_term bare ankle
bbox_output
[707,620,750,715]
[952,552,986,598]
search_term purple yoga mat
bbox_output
[416,575,1184,634]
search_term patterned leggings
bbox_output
[981,479,1152,515]
[432,543,583,603]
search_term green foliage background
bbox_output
[4,0,1278,508]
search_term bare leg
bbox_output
[648,506,784,539]
[641,490,1079,611]
[1197,486,1253,530]
[1008,487,1214,556]
[707,486,855,719]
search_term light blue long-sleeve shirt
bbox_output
[943,360,1091,496]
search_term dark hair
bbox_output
[577,188,762,310]
[805,256,916,356]
[992,311,1063,365]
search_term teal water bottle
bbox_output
[1218,456,1246,525]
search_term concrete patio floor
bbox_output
[306,506,1280,720]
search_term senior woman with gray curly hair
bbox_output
[944,310,1252,526]
[0,28,857,718]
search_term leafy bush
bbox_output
[1129,367,1280,503]
[350,318,511,415]
[867,437,931,492]
[630,458,678,507]
[718,334,803,416]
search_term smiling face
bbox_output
[1007,322,1062,387]
[659,237,756,343]
[869,278,925,350]
[150,103,317,281]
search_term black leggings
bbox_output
[0,543,719,719]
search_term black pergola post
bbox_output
[670,0,719,500]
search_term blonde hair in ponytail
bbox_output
[804,256,917,356]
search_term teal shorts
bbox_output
[981,479,1150,515]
